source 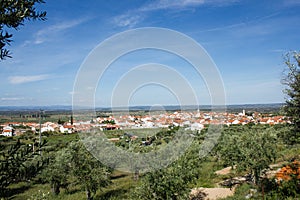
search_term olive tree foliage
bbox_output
[68,142,111,200]
[0,0,46,59]
[0,139,47,197]
[132,167,190,200]
[42,141,111,200]
[41,149,72,195]
[217,127,277,184]
[282,51,300,144]
[131,140,204,200]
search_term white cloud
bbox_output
[284,0,300,6]
[193,11,282,39]
[112,0,238,28]
[113,13,142,28]
[140,0,239,11]
[269,49,285,53]
[140,0,205,11]
[0,97,25,101]
[33,18,91,44]
[8,74,50,84]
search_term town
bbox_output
[0,110,290,137]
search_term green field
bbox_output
[1,124,300,200]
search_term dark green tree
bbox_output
[132,167,190,200]
[68,141,111,200]
[42,141,111,199]
[41,149,72,195]
[0,0,47,59]
[218,127,277,184]
[0,139,47,197]
[131,140,204,200]
[57,118,65,125]
[282,51,300,144]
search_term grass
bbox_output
[46,133,79,146]
[9,171,137,200]
[12,183,87,200]
[276,144,300,162]
[221,183,254,200]
[103,128,160,139]
[3,125,300,199]
[96,171,138,199]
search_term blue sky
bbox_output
[0,0,299,107]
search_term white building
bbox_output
[41,125,55,133]
[190,123,204,131]
[59,125,74,134]
[1,126,15,137]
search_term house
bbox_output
[232,119,241,125]
[190,123,204,131]
[259,118,268,124]
[142,121,154,128]
[41,125,55,133]
[60,125,74,134]
[1,126,15,137]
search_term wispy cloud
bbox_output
[198,22,245,33]
[283,0,300,6]
[139,0,205,11]
[112,0,239,28]
[113,13,143,28]
[140,0,239,11]
[33,18,91,44]
[8,74,50,84]
[269,49,286,53]
[196,12,281,34]
[0,97,25,101]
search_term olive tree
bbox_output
[42,141,111,199]
[131,140,203,200]
[41,149,72,195]
[218,127,277,184]
[0,0,46,59]
[0,139,47,197]
[67,141,111,200]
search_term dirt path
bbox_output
[215,166,232,175]
[190,166,236,199]
[215,162,285,176]
[191,187,235,200]
[190,163,285,199]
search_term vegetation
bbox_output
[272,160,300,198]
[0,122,299,199]
[66,142,111,200]
[282,51,300,144]
[0,0,46,59]
[223,160,300,200]
[0,4,298,197]
[216,126,277,184]
[131,140,204,200]
[41,148,71,195]
[0,138,47,197]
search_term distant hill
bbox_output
[97,103,285,113]
[0,103,285,113]
[0,105,72,111]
